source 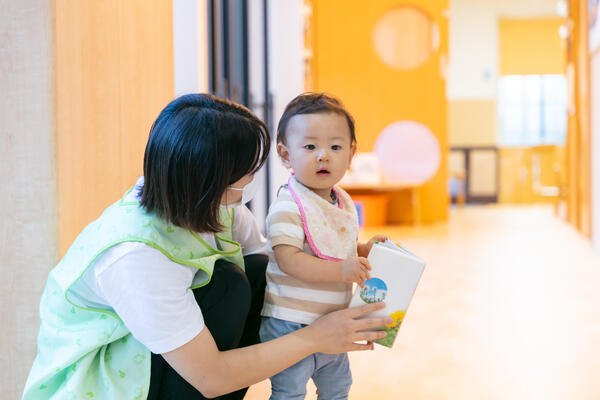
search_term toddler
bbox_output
[260,93,385,400]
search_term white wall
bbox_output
[248,0,268,230]
[267,0,304,202]
[591,54,600,253]
[173,0,210,95]
[447,0,559,101]
[447,0,498,100]
[248,0,304,231]
[0,1,57,398]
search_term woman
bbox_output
[23,94,390,400]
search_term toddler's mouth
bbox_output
[317,169,330,175]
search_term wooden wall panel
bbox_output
[577,0,592,237]
[118,1,175,190]
[566,0,592,237]
[498,146,566,204]
[56,0,174,256]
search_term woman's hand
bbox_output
[357,235,387,258]
[163,302,392,397]
[303,302,393,354]
[341,256,371,287]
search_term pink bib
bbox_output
[287,176,359,261]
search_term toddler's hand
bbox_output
[358,234,387,257]
[341,257,371,287]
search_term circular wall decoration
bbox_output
[372,7,439,70]
[374,120,441,184]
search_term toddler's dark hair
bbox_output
[276,92,356,145]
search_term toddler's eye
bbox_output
[331,145,342,150]
[304,144,316,150]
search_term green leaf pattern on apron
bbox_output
[23,191,243,399]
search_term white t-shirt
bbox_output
[69,179,266,354]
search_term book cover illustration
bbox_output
[349,239,426,348]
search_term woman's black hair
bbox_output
[140,93,270,233]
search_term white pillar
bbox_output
[173,0,209,95]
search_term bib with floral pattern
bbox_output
[287,176,359,261]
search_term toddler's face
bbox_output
[278,112,355,200]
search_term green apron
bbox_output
[23,186,244,400]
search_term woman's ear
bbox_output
[277,143,292,169]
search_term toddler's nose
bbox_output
[317,149,329,162]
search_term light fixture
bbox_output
[558,24,568,39]
[556,0,567,17]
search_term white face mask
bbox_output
[223,174,261,207]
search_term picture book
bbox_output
[349,239,426,348]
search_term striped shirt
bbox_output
[261,186,353,325]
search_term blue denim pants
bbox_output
[259,317,352,400]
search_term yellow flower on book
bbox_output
[387,310,406,327]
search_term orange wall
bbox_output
[499,17,567,75]
[55,0,174,255]
[448,100,496,146]
[311,0,449,223]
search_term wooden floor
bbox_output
[246,205,600,399]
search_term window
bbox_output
[497,75,567,146]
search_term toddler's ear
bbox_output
[277,143,292,169]
[348,143,357,166]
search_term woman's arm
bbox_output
[162,302,392,398]
[274,244,371,286]
[231,205,267,255]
